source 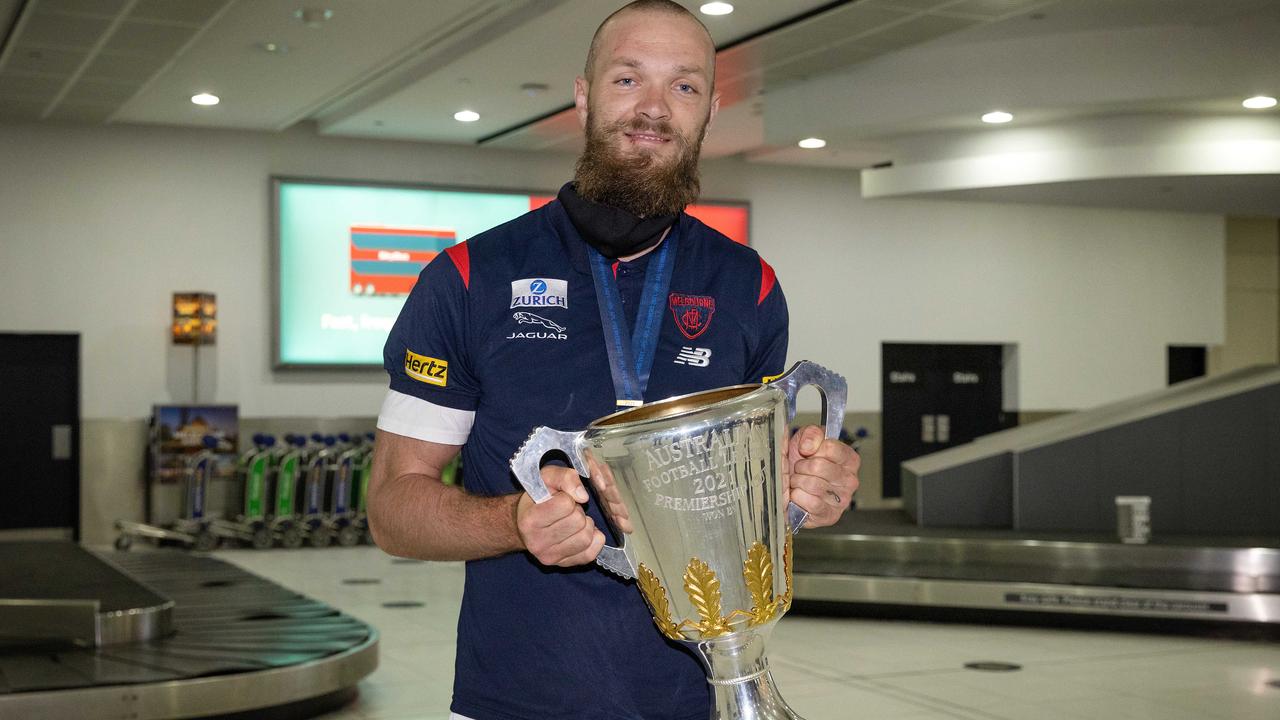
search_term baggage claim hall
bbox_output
[1,1,1278,719]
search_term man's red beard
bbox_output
[573,112,706,218]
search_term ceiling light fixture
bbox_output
[700,2,734,16]
[454,110,480,122]
[191,93,220,106]
[982,110,1013,124]
[293,8,333,27]
[798,137,826,149]
[258,41,289,55]
[1243,95,1277,110]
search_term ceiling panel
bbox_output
[872,0,955,10]
[4,46,87,75]
[80,50,168,83]
[857,13,984,52]
[47,100,115,122]
[112,0,496,130]
[939,0,1049,18]
[0,71,62,96]
[129,0,228,26]
[101,21,199,58]
[19,9,113,49]
[0,96,46,119]
[68,77,139,103]
[40,0,129,17]
[329,0,840,143]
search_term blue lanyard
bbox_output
[588,233,678,407]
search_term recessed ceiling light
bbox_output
[1243,95,1277,109]
[982,110,1013,124]
[293,8,333,27]
[191,93,220,106]
[700,2,734,16]
[258,41,289,55]
[798,137,826,149]
[454,110,480,122]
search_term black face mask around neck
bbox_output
[558,183,678,260]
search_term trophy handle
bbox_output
[508,427,637,580]
[770,360,849,534]
[509,427,589,503]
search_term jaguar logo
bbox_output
[513,312,565,333]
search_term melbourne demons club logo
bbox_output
[669,293,715,340]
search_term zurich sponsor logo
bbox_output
[511,278,567,309]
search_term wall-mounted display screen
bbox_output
[274,178,749,368]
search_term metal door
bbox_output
[0,334,80,537]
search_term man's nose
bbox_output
[635,85,671,122]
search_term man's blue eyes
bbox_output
[615,78,698,94]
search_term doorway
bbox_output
[881,343,1017,498]
[0,334,80,538]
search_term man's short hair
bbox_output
[583,0,714,82]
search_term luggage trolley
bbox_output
[271,435,309,549]
[296,435,339,548]
[115,435,221,551]
[321,439,364,546]
[211,434,279,549]
[352,432,375,544]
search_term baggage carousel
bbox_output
[793,509,1280,628]
[0,542,377,719]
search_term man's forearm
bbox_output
[369,472,524,561]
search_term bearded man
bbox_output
[368,2,860,718]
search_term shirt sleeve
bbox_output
[378,247,481,443]
[745,257,789,383]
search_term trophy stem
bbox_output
[694,624,806,720]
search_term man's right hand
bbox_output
[515,465,605,567]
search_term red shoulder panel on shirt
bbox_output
[444,242,470,290]
[758,257,776,305]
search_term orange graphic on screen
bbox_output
[350,226,456,296]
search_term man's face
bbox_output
[572,9,720,217]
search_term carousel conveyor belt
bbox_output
[792,510,1280,625]
[0,542,376,720]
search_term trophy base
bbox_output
[709,666,805,720]
[696,626,805,720]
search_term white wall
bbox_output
[0,120,1223,419]
[704,161,1224,411]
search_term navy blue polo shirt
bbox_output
[378,198,788,720]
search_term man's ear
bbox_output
[704,91,721,139]
[574,76,589,129]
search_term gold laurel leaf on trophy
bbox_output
[637,563,684,641]
[684,557,732,637]
[743,542,777,626]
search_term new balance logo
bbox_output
[674,347,712,367]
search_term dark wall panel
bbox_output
[1096,414,1184,534]
[1178,392,1270,535]
[1267,385,1280,532]
[914,372,1279,537]
[916,454,1012,528]
[1015,435,1100,531]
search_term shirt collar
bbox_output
[546,198,689,275]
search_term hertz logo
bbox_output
[405,350,448,386]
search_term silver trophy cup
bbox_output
[510,360,848,720]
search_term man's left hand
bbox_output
[785,425,860,528]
